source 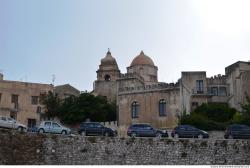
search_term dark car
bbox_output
[127,124,168,138]
[78,122,117,137]
[171,125,209,139]
[224,124,250,139]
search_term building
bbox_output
[54,84,80,99]
[0,74,53,128]
[0,74,81,128]
[180,61,250,114]
[93,50,250,131]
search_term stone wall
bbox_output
[0,129,250,165]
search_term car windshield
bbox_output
[7,118,15,121]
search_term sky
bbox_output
[1,0,250,91]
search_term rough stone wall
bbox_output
[0,130,250,165]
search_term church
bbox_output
[93,49,250,131]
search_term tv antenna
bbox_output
[52,74,56,85]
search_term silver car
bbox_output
[38,121,71,135]
[0,116,27,131]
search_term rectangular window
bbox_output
[11,94,18,103]
[37,106,42,113]
[0,93,2,103]
[212,87,218,96]
[31,96,39,105]
[219,87,227,96]
[196,80,204,94]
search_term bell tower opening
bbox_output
[104,74,111,81]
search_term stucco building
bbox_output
[93,50,250,130]
[0,74,80,127]
[0,74,53,128]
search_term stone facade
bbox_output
[0,74,53,127]
[180,61,250,114]
[93,50,181,131]
[54,84,80,99]
[0,129,250,165]
[93,51,250,131]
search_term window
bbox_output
[131,101,139,118]
[219,87,227,96]
[212,87,218,96]
[0,93,2,103]
[11,94,18,103]
[45,122,51,127]
[52,123,60,128]
[31,96,39,105]
[1,117,6,121]
[159,99,166,116]
[37,106,42,113]
[196,80,204,94]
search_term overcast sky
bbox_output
[1,0,250,91]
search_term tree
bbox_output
[240,96,250,125]
[180,103,237,130]
[58,92,117,124]
[40,91,61,120]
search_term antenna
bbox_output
[52,74,56,85]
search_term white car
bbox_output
[0,116,27,131]
[38,121,71,135]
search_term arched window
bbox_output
[131,101,139,118]
[159,99,166,116]
[104,74,111,81]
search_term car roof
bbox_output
[130,123,151,127]
[229,124,249,127]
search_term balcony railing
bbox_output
[192,87,228,96]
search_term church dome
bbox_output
[101,49,118,65]
[130,51,155,66]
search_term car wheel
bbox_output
[39,129,45,134]
[198,134,203,139]
[229,134,233,139]
[174,133,179,139]
[104,132,109,137]
[131,132,137,138]
[61,130,67,135]
[156,132,162,138]
[81,131,86,136]
[17,127,23,132]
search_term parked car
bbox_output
[224,124,250,139]
[127,123,168,138]
[0,116,27,131]
[37,121,71,135]
[78,122,117,137]
[171,125,209,139]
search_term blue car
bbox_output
[37,121,71,135]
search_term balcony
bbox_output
[192,87,209,96]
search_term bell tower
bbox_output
[93,49,120,101]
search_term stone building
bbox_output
[54,84,80,99]
[0,74,53,128]
[93,50,250,130]
[0,74,81,127]
[93,50,181,131]
[180,61,250,114]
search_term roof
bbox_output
[130,51,155,66]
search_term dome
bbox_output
[101,49,117,65]
[130,51,155,66]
